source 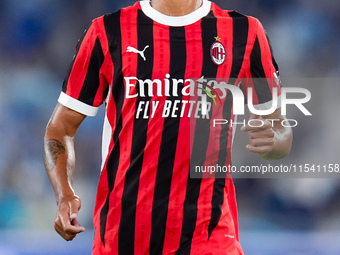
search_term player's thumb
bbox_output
[69,198,81,221]
[69,199,85,230]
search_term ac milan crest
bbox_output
[211,41,226,65]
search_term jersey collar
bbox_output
[140,0,212,27]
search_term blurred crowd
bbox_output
[0,0,339,238]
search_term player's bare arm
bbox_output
[43,103,86,241]
[241,108,293,160]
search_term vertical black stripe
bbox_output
[118,10,154,255]
[149,26,186,255]
[100,11,124,246]
[265,34,279,72]
[78,37,105,105]
[207,12,249,238]
[176,11,218,255]
[250,36,272,103]
[229,11,249,82]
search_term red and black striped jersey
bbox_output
[58,1,280,254]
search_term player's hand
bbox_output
[54,195,85,241]
[241,114,275,156]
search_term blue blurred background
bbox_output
[0,0,339,254]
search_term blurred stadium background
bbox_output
[0,0,339,254]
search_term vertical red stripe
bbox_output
[134,23,171,255]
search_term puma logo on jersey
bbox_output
[126,45,149,61]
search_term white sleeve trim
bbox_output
[58,92,99,117]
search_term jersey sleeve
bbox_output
[58,17,111,116]
[243,18,281,110]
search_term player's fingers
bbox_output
[70,218,85,232]
[71,218,81,227]
[54,219,77,241]
[248,137,274,147]
[248,129,275,140]
[246,144,273,154]
[53,196,85,241]
[54,208,68,233]
[55,215,77,241]
[68,198,85,232]
[54,216,63,237]
[58,207,85,234]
